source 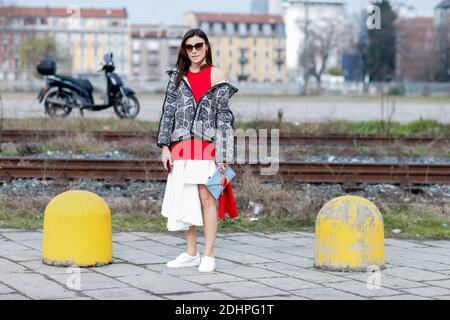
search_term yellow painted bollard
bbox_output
[314,195,385,272]
[42,190,112,267]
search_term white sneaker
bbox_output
[166,252,201,268]
[198,256,216,273]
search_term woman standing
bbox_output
[156,29,238,273]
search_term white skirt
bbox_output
[161,159,218,232]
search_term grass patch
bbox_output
[0,198,44,229]
[382,203,450,240]
[0,196,448,240]
[1,118,154,132]
[1,118,449,139]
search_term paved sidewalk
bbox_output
[1,229,450,300]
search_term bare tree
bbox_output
[297,1,311,95]
[304,16,351,90]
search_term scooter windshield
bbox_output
[104,52,113,64]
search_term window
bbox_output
[132,53,141,66]
[239,23,246,36]
[213,22,222,35]
[251,23,258,36]
[147,41,159,51]
[226,22,234,36]
[132,40,141,52]
[271,24,277,33]
[277,24,285,35]
[201,22,209,33]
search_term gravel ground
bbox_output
[29,150,137,160]
[1,150,448,165]
[0,149,448,208]
[0,178,448,205]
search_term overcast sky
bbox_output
[5,0,442,24]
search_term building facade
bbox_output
[434,0,450,80]
[276,0,348,80]
[0,6,129,80]
[184,11,287,83]
[395,17,435,82]
[131,24,187,81]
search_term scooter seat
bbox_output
[56,74,93,93]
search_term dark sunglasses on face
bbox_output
[185,42,205,53]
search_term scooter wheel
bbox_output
[44,89,73,118]
[114,94,140,119]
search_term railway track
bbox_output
[0,157,448,186]
[0,129,448,146]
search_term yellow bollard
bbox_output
[314,195,385,272]
[42,190,112,267]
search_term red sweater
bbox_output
[169,65,238,220]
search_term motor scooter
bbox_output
[37,52,140,118]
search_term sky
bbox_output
[5,0,443,24]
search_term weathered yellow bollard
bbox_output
[42,190,112,267]
[314,195,385,272]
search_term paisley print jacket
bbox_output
[156,68,239,163]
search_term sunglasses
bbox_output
[185,42,205,53]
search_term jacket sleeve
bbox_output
[156,72,177,148]
[214,85,235,163]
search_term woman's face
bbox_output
[185,35,208,65]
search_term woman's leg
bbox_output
[198,184,218,257]
[185,226,198,256]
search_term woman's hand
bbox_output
[217,162,227,174]
[162,145,172,172]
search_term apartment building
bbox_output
[183,11,287,83]
[0,6,129,80]
[131,24,187,81]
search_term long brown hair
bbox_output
[174,28,213,88]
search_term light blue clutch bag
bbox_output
[206,166,236,200]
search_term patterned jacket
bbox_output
[156,68,239,163]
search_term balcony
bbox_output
[239,57,249,65]
[275,58,285,66]
[237,74,249,82]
